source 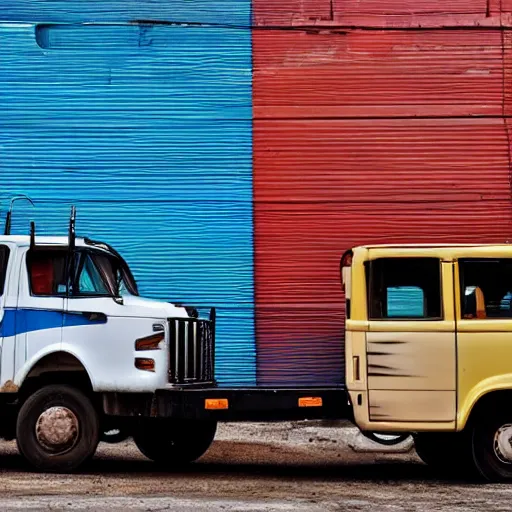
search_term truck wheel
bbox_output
[362,432,410,446]
[16,385,99,473]
[133,419,217,466]
[100,429,130,444]
[471,414,512,482]
[413,432,476,476]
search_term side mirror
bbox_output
[113,296,124,305]
[113,270,124,305]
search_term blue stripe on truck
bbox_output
[0,308,106,338]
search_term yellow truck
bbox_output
[341,244,512,482]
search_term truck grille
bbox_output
[168,315,215,385]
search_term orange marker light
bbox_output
[298,397,323,408]
[205,398,229,410]
[135,358,155,372]
[135,333,165,351]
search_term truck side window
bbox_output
[74,253,109,296]
[460,259,512,319]
[27,250,67,296]
[367,258,442,320]
[387,286,425,318]
[0,245,10,296]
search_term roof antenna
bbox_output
[4,195,35,235]
[67,206,77,297]
[68,205,76,252]
[30,221,36,250]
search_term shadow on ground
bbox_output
[0,439,480,487]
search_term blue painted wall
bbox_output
[0,9,255,385]
[1,0,251,25]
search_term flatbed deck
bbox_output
[103,387,352,422]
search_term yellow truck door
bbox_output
[365,252,456,424]
[456,258,512,428]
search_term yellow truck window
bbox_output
[367,258,442,320]
[460,259,512,319]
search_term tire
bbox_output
[471,414,512,482]
[362,432,410,446]
[413,432,477,477]
[133,419,217,466]
[16,385,99,473]
[100,429,130,444]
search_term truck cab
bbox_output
[0,208,217,472]
[342,244,512,481]
[1,236,194,392]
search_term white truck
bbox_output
[0,203,221,471]
[0,202,355,472]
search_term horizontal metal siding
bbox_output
[504,30,512,116]
[254,119,511,204]
[253,30,503,118]
[253,0,332,25]
[253,0,503,28]
[1,0,250,25]
[331,0,489,14]
[253,117,512,386]
[253,1,512,386]
[255,308,345,387]
[0,20,255,386]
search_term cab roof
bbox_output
[352,243,512,261]
[358,243,512,249]
[0,236,90,248]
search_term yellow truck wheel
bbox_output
[414,432,477,477]
[362,432,410,446]
[472,416,512,482]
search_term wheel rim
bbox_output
[363,432,410,446]
[372,433,404,443]
[493,424,512,464]
[35,406,80,454]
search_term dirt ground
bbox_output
[0,422,510,511]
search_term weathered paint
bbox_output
[1,1,251,25]
[4,1,512,389]
[0,14,255,386]
[253,29,503,118]
[253,0,503,27]
[251,1,512,386]
[253,118,512,385]
[346,244,512,432]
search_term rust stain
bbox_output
[0,380,19,393]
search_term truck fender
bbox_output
[13,345,94,391]
[458,373,512,430]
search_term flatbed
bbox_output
[103,387,352,422]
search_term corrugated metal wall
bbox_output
[253,2,512,385]
[3,1,512,388]
[0,3,256,386]
[253,1,502,27]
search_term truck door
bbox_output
[456,257,512,426]
[0,244,12,383]
[365,253,456,424]
[62,250,157,391]
[15,248,66,380]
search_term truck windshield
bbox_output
[92,251,139,297]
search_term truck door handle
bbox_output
[66,311,107,323]
[353,356,360,381]
[82,312,107,322]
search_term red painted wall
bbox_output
[253,3,512,386]
[253,30,503,119]
[253,0,502,27]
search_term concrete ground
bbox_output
[0,422,510,511]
